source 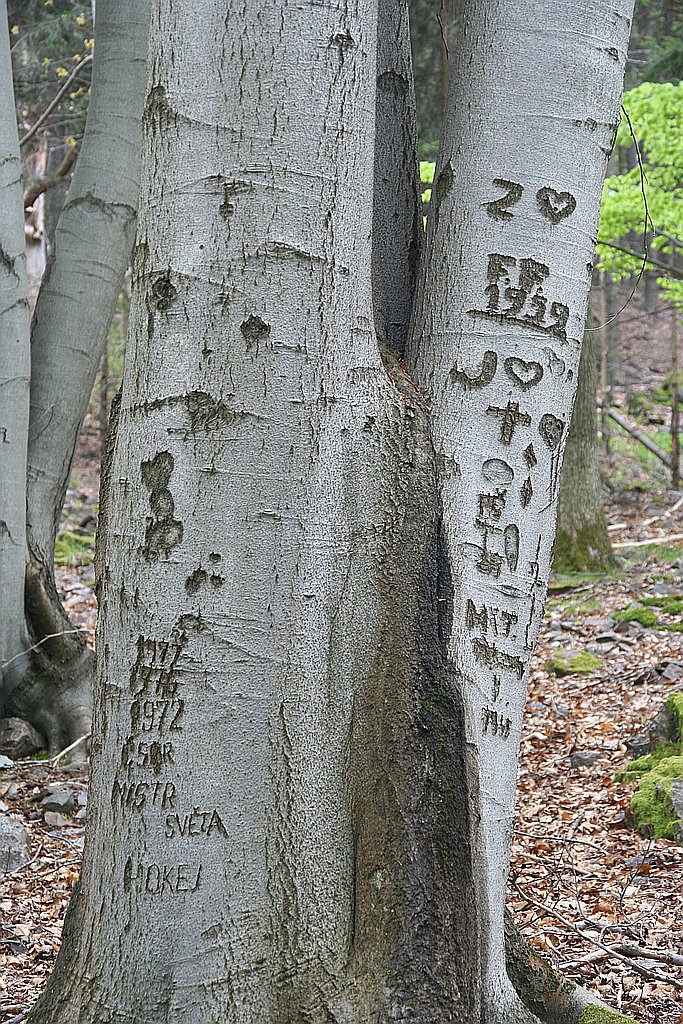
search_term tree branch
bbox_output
[20,53,92,149]
[23,145,78,209]
[598,239,683,280]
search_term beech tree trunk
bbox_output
[30,2,633,1022]
[555,323,614,572]
[0,0,30,695]
[407,1,631,1019]
[1,0,150,749]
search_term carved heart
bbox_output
[536,187,577,225]
[503,357,543,390]
[539,413,564,451]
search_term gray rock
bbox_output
[649,702,678,747]
[0,717,46,759]
[43,811,69,828]
[41,788,75,814]
[0,754,14,771]
[625,733,652,758]
[570,749,602,768]
[669,781,683,844]
[0,814,30,875]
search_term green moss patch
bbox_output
[640,594,683,615]
[54,528,95,567]
[628,755,683,841]
[616,742,682,781]
[613,606,659,627]
[668,693,683,735]
[579,1003,639,1024]
[613,595,683,631]
[548,571,608,592]
[545,651,602,676]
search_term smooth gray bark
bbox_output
[31,1,633,1021]
[30,2,477,1021]
[26,0,149,564]
[0,0,30,694]
[3,0,150,748]
[372,0,421,355]
[407,1,633,1020]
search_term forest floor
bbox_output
[1,391,683,1022]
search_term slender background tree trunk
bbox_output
[555,320,614,573]
[3,0,150,749]
[0,0,30,696]
[372,0,421,356]
[0,0,31,696]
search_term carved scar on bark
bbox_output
[451,350,497,388]
[472,636,524,679]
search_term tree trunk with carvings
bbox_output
[30,1,633,1022]
[0,0,149,751]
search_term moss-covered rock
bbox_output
[628,755,683,841]
[612,605,659,628]
[545,651,602,676]
[578,1003,639,1024]
[668,692,683,736]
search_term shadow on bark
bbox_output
[5,556,93,753]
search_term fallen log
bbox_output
[598,400,672,470]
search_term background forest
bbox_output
[1,1,682,1022]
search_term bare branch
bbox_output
[20,53,93,149]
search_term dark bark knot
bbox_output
[330,29,355,51]
[151,272,177,312]
[0,244,19,282]
[240,315,271,350]
[185,567,225,595]
[184,390,236,433]
[141,451,183,562]
[143,84,177,131]
[377,69,408,96]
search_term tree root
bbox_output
[505,910,639,1024]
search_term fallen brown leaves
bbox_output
[510,562,683,1024]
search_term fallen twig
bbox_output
[512,881,683,990]
[49,732,91,767]
[612,533,683,549]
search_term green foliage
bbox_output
[8,1,93,165]
[597,81,683,307]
